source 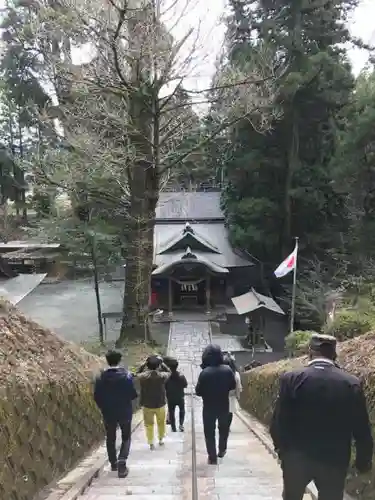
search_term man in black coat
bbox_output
[270,334,373,500]
[94,350,138,478]
[195,344,236,464]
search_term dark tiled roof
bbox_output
[158,222,220,254]
[156,192,223,220]
[154,223,253,268]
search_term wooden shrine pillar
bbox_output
[168,277,173,318]
[206,273,211,314]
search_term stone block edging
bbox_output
[42,411,143,500]
[235,408,355,500]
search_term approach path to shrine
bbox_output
[48,321,311,500]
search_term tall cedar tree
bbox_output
[222,0,356,265]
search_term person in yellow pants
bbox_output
[137,355,170,449]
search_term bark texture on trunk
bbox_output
[117,87,159,344]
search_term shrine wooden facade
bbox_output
[151,192,255,315]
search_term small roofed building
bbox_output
[231,288,288,352]
[152,192,258,315]
[0,242,63,276]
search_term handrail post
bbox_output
[191,365,198,500]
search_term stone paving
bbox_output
[75,320,293,500]
[194,405,284,499]
[167,321,211,389]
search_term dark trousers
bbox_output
[167,398,185,430]
[282,451,347,500]
[202,407,231,460]
[104,418,132,466]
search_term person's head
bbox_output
[105,350,122,367]
[168,358,179,372]
[224,353,237,373]
[146,355,162,371]
[201,344,224,368]
[163,355,177,370]
[308,334,337,361]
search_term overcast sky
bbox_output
[171,0,375,94]
[1,0,374,96]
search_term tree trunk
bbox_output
[117,180,157,344]
[284,114,299,251]
[117,87,159,344]
[283,1,302,253]
[90,235,104,343]
[115,2,160,344]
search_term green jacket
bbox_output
[137,369,170,408]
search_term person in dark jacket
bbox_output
[195,344,236,464]
[94,350,137,478]
[270,334,373,500]
[162,355,178,425]
[137,355,170,450]
[165,358,188,432]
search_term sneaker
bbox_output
[218,450,226,458]
[171,427,177,432]
[159,438,165,446]
[179,425,184,432]
[110,463,118,472]
[149,443,155,450]
[117,461,129,478]
[207,456,217,465]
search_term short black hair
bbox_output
[169,359,178,371]
[106,350,122,366]
[146,355,161,370]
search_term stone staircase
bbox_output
[62,321,298,500]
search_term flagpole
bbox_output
[290,237,299,334]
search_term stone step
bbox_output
[76,321,290,500]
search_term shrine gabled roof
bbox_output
[231,288,285,315]
[152,247,229,276]
[154,223,253,268]
[158,222,220,254]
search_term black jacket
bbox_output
[270,359,373,469]
[165,370,188,401]
[94,367,138,421]
[195,344,236,412]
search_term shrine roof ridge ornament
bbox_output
[181,247,197,260]
[183,222,194,234]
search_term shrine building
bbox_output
[151,191,257,315]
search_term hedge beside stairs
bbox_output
[0,300,106,500]
[1,380,103,500]
[240,332,375,500]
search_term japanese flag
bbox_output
[274,242,298,278]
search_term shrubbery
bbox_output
[285,330,317,355]
[0,300,105,500]
[323,309,373,341]
[240,332,375,499]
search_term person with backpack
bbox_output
[165,359,188,432]
[93,350,138,478]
